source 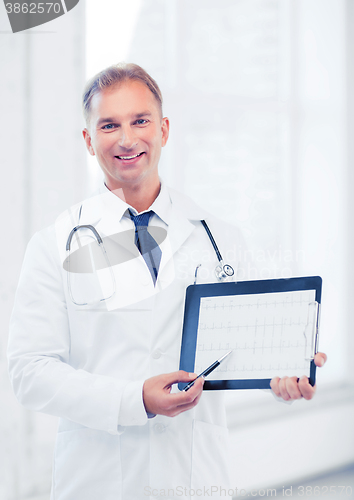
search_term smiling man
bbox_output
[82,74,169,212]
[8,63,327,500]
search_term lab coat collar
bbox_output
[167,187,209,221]
[148,182,171,226]
[79,181,173,226]
[76,188,135,260]
[161,187,210,261]
[77,182,210,260]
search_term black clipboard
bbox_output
[178,276,322,391]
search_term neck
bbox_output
[107,180,161,213]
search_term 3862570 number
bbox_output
[297,485,353,496]
[5,3,62,14]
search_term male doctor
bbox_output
[8,63,327,500]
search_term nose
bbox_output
[117,125,138,150]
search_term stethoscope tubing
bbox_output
[200,220,223,262]
[66,225,102,251]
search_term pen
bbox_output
[182,350,233,392]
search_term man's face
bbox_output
[83,80,169,192]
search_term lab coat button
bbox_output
[152,349,162,359]
[154,423,165,433]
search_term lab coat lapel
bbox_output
[165,207,195,258]
[166,187,207,256]
[158,188,207,276]
[78,191,149,310]
[78,190,138,260]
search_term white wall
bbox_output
[86,0,354,490]
[0,2,86,498]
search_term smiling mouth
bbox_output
[115,152,144,160]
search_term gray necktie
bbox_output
[130,211,162,285]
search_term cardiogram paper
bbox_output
[194,290,318,380]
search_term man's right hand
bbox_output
[143,371,204,417]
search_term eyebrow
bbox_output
[136,112,152,118]
[96,112,152,127]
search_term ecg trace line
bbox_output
[201,298,313,311]
[199,320,308,331]
[194,362,309,373]
[195,291,316,376]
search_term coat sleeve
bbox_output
[7,228,148,434]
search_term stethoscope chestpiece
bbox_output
[215,261,235,281]
[200,219,235,282]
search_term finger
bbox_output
[173,400,201,416]
[193,387,204,405]
[182,377,204,398]
[298,375,316,400]
[278,377,291,401]
[285,376,302,400]
[314,352,327,367]
[162,377,205,409]
[161,370,197,387]
[162,392,203,416]
[171,385,205,416]
[270,377,281,397]
[177,386,203,409]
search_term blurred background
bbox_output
[0,0,353,498]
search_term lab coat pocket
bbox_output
[52,427,121,500]
[191,420,231,492]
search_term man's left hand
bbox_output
[270,352,327,401]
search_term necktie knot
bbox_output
[130,211,152,231]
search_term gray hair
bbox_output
[82,63,163,124]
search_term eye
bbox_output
[102,124,116,130]
[135,118,148,125]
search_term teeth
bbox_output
[118,153,142,160]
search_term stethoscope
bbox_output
[66,219,234,305]
[200,220,235,281]
[66,224,116,306]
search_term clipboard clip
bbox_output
[304,301,320,360]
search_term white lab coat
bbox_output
[8,186,249,500]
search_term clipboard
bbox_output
[178,276,322,391]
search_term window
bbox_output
[86,0,348,386]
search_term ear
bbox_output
[161,117,170,147]
[82,128,95,156]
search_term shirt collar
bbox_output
[100,180,172,226]
[148,182,171,226]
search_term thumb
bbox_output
[314,352,327,367]
[162,370,197,387]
